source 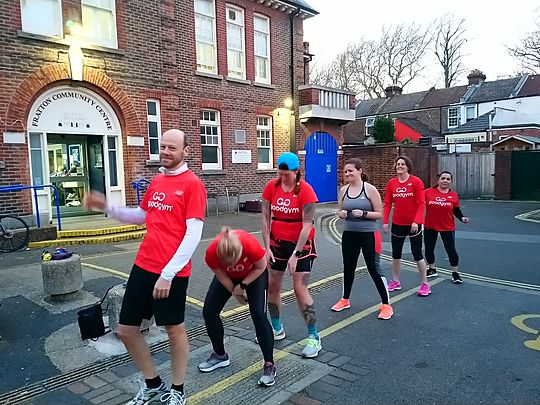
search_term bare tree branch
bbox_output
[508,20,540,74]
[310,23,431,99]
[434,14,468,87]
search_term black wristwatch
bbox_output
[294,250,303,257]
[239,282,248,290]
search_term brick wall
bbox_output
[342,144,437,196]
[494,150,512,200]
[0,0,311,214]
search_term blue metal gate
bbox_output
[305,132,338,202]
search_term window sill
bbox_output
[195,71,223,80]
[201,170,226,176]
[17,31,124,56]
[145,160,162,166]
[256,169,277,174]
[253,81,275,89]
[226,76,251,85]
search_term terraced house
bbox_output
[345,70,540,152]
[0,0,355,226]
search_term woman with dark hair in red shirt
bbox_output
[383,155,430,296]
[424,171,469,284]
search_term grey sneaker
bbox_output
[302,335,322,358]
[198,351,230,372]
[255,327,286,343]
[159,389,185,405]
[125,381,168,405]
[258,362,277,387]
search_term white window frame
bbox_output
[147,100,161,161]
[194,0,217,74]
[465,105,476,123]
[365,117,375,136]
[81,0,118,48]
[447,107,460,128]
[254,14,271,84]
[21,0,63,38]
[200,110,222,170]
[226,5,246,79]
[256,116,273,170]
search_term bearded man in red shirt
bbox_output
[84,129,206,405]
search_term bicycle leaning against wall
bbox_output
[0,214,30,253]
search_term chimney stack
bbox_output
[467,69,486,86]
[384,85,403,98]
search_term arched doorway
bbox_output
[305,132,338,202]
[27,85,124,219]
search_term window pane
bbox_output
[195,0,214,16]
[195,14,214,43]
[30,133,41,148]
[254,32,268,56]
[31,150,44,185]
[202,146,218,163]
[22,0,61,37]
[149,138,159,155]
[107,137,116,149]
[147,101,157,116]
[148,121,159,138]
[227,24,243,50]
[83,6,114,41]
[108,150,118,186]
[258,148,269,163]
[254,16,269,33]
[255,57,267,80]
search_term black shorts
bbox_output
[269,235,316,273]
[119,264,189,327]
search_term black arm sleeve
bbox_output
[453,207,464,221]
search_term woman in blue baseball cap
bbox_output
[260,151,322,358]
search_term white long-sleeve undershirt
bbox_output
[106,205,147,225]
[161,218,204,280]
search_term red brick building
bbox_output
[0,0,355,224]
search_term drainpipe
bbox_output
[289,7,301,152]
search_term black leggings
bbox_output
[424,229,459,267]
[341,231,389,304]
[391,224,424,262]
[202,270,273,363]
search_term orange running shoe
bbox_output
[331,298,351,312]
[378,304,394,320]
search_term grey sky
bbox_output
[303,0,539,92]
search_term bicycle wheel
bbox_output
[0,215,30,253]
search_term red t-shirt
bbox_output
[135,171,206,277]
[262,179,318,242]
[205,230,266,280]
[383,175,425,226]
[424,188,460,231]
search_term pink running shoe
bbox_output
[387,280,402,292]
[331,298,351,312]
[417,283,431,296]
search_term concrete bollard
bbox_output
[107,284,154,333]
[41,254,83,302]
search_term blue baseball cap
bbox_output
[277,152,300,171]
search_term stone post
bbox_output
[41,254,83,302]
[107,284,154,333]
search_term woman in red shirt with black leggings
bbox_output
[424,171,469,284]
[383,156,430,296]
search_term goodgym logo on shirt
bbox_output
[148,191,173,211]
[271,197,300,214]
[393,187,413,198]
[428,196,452,207]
